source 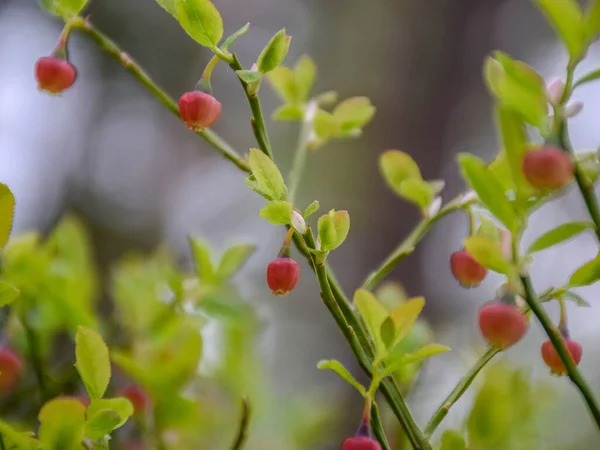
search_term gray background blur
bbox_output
[4,0,600,448]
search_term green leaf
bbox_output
[314,110,339,140]
[244,175,274,200]
[440,430,468,450]
[562,290,591,307]
[534,0,587,61]
[174,0,223,48]
[488,150,515,193]
[588,0,600,41]
[569,252,600,287]
[259,200,293,225]
[44,0,89,18]
[528,222,595,253]
[236,70,263,84]
[458,153,518,231]
[380,316,396,349]
[84,409,121,440]
[294,55,316,101]
[574,68,600,89]
[39,0,59,15]
[272,104,304,121]
[154,0,176,15]
[75,326,111,400]
[379,150,422,195]
[317,210,350,251]
[332,97,376,131]
[389,297,425,348]
[0,420,39,450]
[464,236,512,275]
[257,29,291,73]
[189,237,217,285]
[221,22,250,50]
[0,281,19,307]
[317,359,366,396]
[216,244,255,281]
[87,398,134,430]
[303,200,320,218]
[267,67,298,103]
[476,214,501,243]
[382,343,450,377]
[354,289,389,358]
[315,90,338,106]
[397,178,435,211]
[0,184,15,249]
[248,149,287,201]
[39,398,86,450]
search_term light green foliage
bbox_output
[257,29,291,73]
[0,281,19,307]
[317,360,366,396]
[0,420,39,449]
[221,22,250,51]
[464,236,512,275]
[303,200,320,218]
[173,0,223,48]
[87,398,134,430]
[236,70,263,84]
[534,0,588,61]
[475,214,502,243]
[568,251,600,287]
[259,200,293,225]
[38,398,86,450]
[248,149,288,201]
[528,221,595,254]
[0,184,14,249]
[40,0,89,18]
[317,209,350,251]
[76,326,111,400]
[439,430,467,450]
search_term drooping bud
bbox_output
[35,56,77,94]
[541,338,582,375]
[564,101,584,118]
[546,78,565,105]
[0,348,23,392]
[522,146,574,191]
[342,436,381,450]
[450,249,487,288]
[290,211,307,234]
[178,91,222,131]
[478,301,528,349]
[120,384,150,414]
[266,256,300,296]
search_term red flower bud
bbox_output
[450,249,487,287]
[478,302,528,349]
[266,256,300,296]
[541,339,582,375]
[121,384,150,414]
[0,348,23,391]
[35,56,77,94]
[342,436,381,450]
[178,91,222,131]
[522,146,574,191]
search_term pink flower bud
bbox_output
[478,302,528,349]
[541,338,582,375]
[290,211,307,234]
[178,91,222,131]
[266,256,300,296]
[546,78,565,104]
[35,56,77,94]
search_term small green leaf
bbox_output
[464,236,512,275]
[216,244,256,281]
[380,316,396,349]
[244,175,274,200]
[397,178,435,211]
[569,252,600,287]
[439,430,467,450]
[236,70,263,84]
[248,149,287,201]
[354,289,389,358]
[75,326,111,400]
[221,22,250,50]
[574,68,600,89]
[488,150,515,193]
[294,55,316,101]
[174,0,224,48]
[257,29,291,73]
[587,0,600,41]
[534,0,587,61]
[476,214,502,243]
[528,222,595,253]
[0,281,19,307]
[39,0,59,15]
[154,0,176,15]
[382,343,450,377]
[259,200,293,225]
[0,184,15,249]
[314,110,339,140]
[189,237,217,284]
[317,359,366,396]
[332,97,376,131]
[562,290,591,307]
[267,67,298,103]
[0,420,39,450]
[317,210,350,251]
[45,0,89,18]
[87,398,134,430]
[315,90,338,106]
[39,398,86,450]
[84,409,121,440]
[303,200,320,218]
[379,150,422,195]
[458,153,518,231]
[272,104,304,121]
[389,297,425,348]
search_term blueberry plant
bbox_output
[2,0,600,448]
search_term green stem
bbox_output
[229,55,273,159]
[362,195,476,291]
[520,275,600,428]
[288,101,317,205]
[423,348,500,438]
[230,396,251,450]
[371,402,391,450]
[152,409,167,450]
[69,17,250,173]
[20,314,49,402]
[0,433,6,450]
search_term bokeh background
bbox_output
[3,0,600,448]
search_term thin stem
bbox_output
[371,402,391,450]
[69,17,250,173]
[288,101,317,205]
[0,433,6,450]
[20,314,48,402]
[424,348,500,438]
[229,55,273,159]
[230,396,251,450]
[520,275,600,428]
[362,195,476,291]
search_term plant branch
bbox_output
[424,347,500,438]
[520,274,600,428]
[19,314,49,402]
[361,195,476,291]
[69,17,250,173]
[288,101,317,205]
[371,402,391,450]
[231,396,251,450]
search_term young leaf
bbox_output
[216,244,256,281]
[272,104,304,121]
[317,210,350,251]
[0,184,15,249]
[379,150,422,196]
[528,221,595,253]
[244,175,274,200]
[0,281,19,307]
[534,0,587,61]
[236,70,263,84]
[267,67,298,103]
[221,22,250,50]
[84,409,121,440]
[440,430,468,450]
[174,0,224,48]
[87,398,134,429]
[303,200,320,218]
[476,214,502,243]
[257,29,291,73]
[380,316,396,349]
[458,153,518,231]
[45,0,89,18]
[39,398,86,450]
[354,289,389,357]
[154,0,176,15]
[189,237,217,285]
[259,200,293,225]
[314,110,339,139]
[562,290,591,307]
[569,252,600,287]
[397,178,435,211]
[248,149,287,201]
[464,236,512,275]
[75,326,111,400]
[0,420,39,450]
[381,343,450,377]
[389,297,425,348]
[332,97,376,131]
[294,55,316,101]
[317,359,366,396]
